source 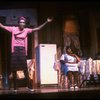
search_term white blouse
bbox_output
[60,53,79,72]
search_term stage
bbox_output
[0,86,100,99]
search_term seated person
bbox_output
[60,46,80,89]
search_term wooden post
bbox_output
[33,31,38,88]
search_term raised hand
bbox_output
[47,17,53,22]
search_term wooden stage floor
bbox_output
[0,86,100,99]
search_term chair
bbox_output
[59,71,69,88]
[9,59,35,90]
[60,62,81,89]
[79,59,100,88]
[9,68,29,90]
[59,62,69,88]
[53,60,68,88]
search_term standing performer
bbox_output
[0,16,53,91]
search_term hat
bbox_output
[18,16,26,22]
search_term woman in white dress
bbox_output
[60,46,80,89]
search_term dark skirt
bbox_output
[11,46,27,71]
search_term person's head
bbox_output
[18,16,26,30]
[65,46,73,54]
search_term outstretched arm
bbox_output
[32,17,53,32]
[0,23,6,29]
[0,23,12,33]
